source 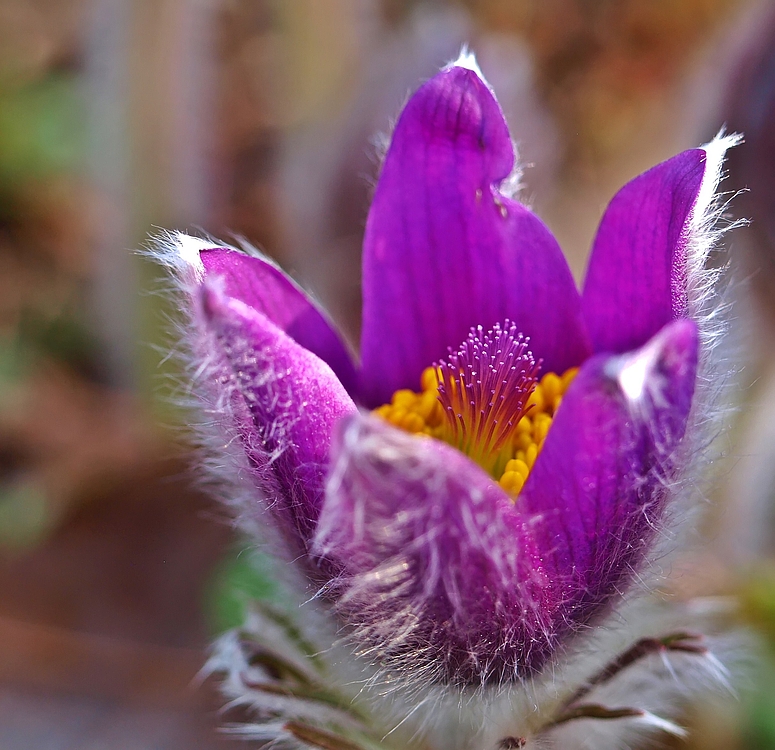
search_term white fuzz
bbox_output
[172,233,209,278]
[147,231,318,570]
[149,128,744,748]
[203,592,740,750]
[686,132,743,358]
[627,133,742,593]
[447,46,487,84]
[613,337,661,402]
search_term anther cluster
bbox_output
[375,321,577,496]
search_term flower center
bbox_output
[373,321,577,497]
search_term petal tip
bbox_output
[172,232,220,279]
[609,319,699,403]
[694,130,744,231]
[147,230,216,285]
[446,46,487,84]
[700,130,743,163]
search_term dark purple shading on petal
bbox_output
[582,150,706,354]
[315,414,559,685]
[199,283,357,551]
[201,248,359,397]
[359,66,590,407]
[519,318,699,638]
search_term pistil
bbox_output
[436,322,539,475]
[374,321,578,497]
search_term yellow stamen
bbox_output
[375,364,578,499]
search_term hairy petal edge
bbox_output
[199,282,357,550]
[199,247,359,397]
[316,413,556,684]
[518,318,699,635]
[582,150,706,354]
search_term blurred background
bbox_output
[2,0,775,747]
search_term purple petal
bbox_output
[359,65,590,407]
[199,282,357,551]
[315,413,559,684]
[519,318,699,633]
[200,248,359,397]
[582,150,706,354]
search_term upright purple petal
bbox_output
[200,248,359,397]
[518,319,699,635]
[582,150,706,354]
[316,414,560,684]
[359,64,590,407]
[199,283,357,551]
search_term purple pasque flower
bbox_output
[160,54,736,745]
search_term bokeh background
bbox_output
[3,0,775,747]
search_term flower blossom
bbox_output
[157,54,738,750]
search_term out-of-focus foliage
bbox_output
[206,547,280,634]
[738,569,775,750]
[0,74,82,189]
[470,0,745,158]
[741,568,775,646]
[0,3,154,551]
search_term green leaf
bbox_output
[740,567,775,647]
[0,475,50,550]
[0,74,84,187]
[205,546,282,634]
[742,649,775,750]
